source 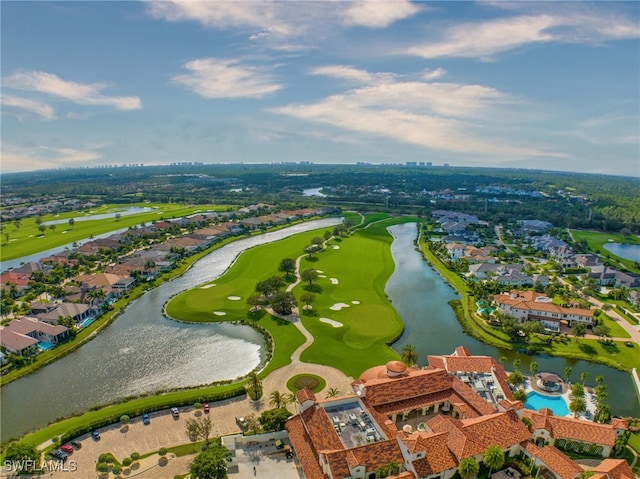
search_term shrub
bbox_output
[122,457,132,467]
[112,464,122,475]
[96,462,108,472]
[159,447,168,456]
[98,453,108,463]
[130,452,140,461]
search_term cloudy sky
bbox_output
[2,1,639,177]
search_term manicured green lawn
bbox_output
[1,203,233,261]
[629,431,640,455]
[295,217,420,378]
[355,212,392,229]
[598,313,631,339]
[166,228,341,375]
[571,229,640,272]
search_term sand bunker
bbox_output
[318,275,327,278]
[330,278,339,284]
[227,296,241,301]
[351,300,360,305]
[330,302,350,311]
[315,270,324,274]
[200,284,216,289]
[320,317,343,328]
[213,311,226,316]
[332,245,340,249]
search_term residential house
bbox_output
[493,290,593,331]
[0,271,31,295]
[36,302,92,325]
[1,317,69,354]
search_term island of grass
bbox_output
[287,374,326,394]
[165,216,421,378]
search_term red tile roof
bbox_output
[522,409,618,446]
[324,439,405,479]
[285,415,328,479]
[524,443,582,479]
[404,432,457,475]
[300,405,343,453]
[296,388,316,404]
[592,458,634,479]
[428,411,530,460]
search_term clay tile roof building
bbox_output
[525,443,582,479]
[591,458,634,479]
[522,409,619,448]
[287,350,627,479]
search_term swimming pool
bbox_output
[524,391,570,416]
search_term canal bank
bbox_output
[385,222,640,417]
[0,218,342,441]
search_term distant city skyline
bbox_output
[2,1,639,177]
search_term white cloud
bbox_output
[340,0,420,28]
[310,65,395,84]
[1,144,104,172]
[3,70,141,110]
[407,12,640,59]
[272,66,566,159]
[147,0,419,40]
[421,68,446,81]
[172,57,282,99]
[1,94,55,120]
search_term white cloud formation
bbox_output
[407,12,640,59]
[3,70,141,110]
[147,0,419,39]
[172,57,282,99]
[310,65,395,84]
[1,144,104,172]
[1,94,55,120]
[272,66,566,159]
[340,0,420,28]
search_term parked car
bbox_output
[171,407,180,418]
[70,440,82,449]
[60,445,74,454]
[236,416,247,430]
[203,403,210,413]
[143,413,150,425]
[91,430,101,440]
[50,449,68,460]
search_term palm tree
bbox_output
[512,358,521,370]
[269,390,287,409]
[325,388,340,399]
[458,457,479,479]
[529,361,538,378]
[483,445,505,476]
[580,371,589,386]
[401,344,418,367]
[564,366,572,384]
[595,375,604,385]
[247,372,262,400]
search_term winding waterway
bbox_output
[385,223,640,417]
[0,218,342,441]
[2,219,637,440]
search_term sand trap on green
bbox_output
[330,278,339,284]
[318,274,327,278]
[332,245,340,249]
[352,300,360,305]
[315,270,324,273]
[320,317,343,328]
[200,284,216,289]
[330,302,350,311]
[227,296,241,301]
[213,311,226,316]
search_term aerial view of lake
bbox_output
[603,242,640,262]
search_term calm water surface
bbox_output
[603,243,640,262]
[0,218,342,440]
[386,223,639,417]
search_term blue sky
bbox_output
[2,1,639,177]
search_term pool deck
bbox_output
[523,375,597,420]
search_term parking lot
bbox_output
[33,395,302,479]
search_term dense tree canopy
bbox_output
[189,442,232,479]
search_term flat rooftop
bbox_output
[323,401,386,449]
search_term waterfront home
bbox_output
[1,317,69,354]
[36,302,93,324]
[493,290,593,331]
[0,271,31,296]
[75,272,136,300]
